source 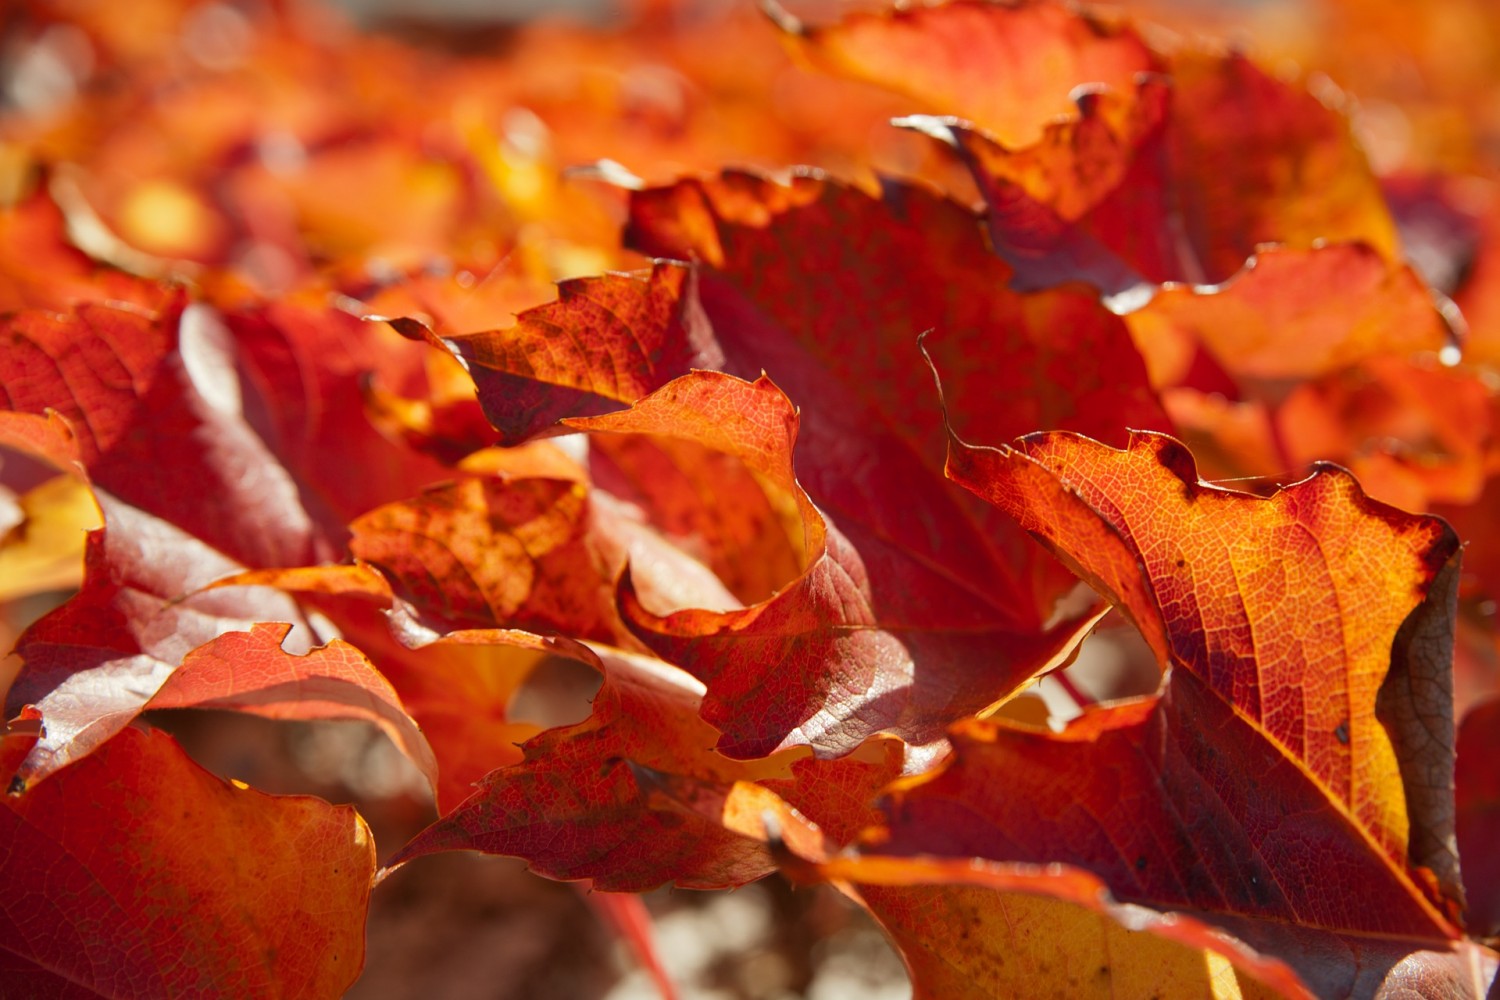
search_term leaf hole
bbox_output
[1057,609,1162,705]
[505,653,603,730]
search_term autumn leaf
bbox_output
[3,491,317,790]
[388,637,906,892]
[1129,243,1456,383]
[1457,697,1500,938]
[147,621,439,795]
[771,0,1159,149]
[633,755,1315,999]
[1160,48,1399,282]
[0,294,331,569]
[793,2,1398,293]
[0,266,455,788]
[439,173,1170,756]
[1121,242,1479,507]
[222,300,457,532]
[0,186,171,314]
[207,560,630,814]
[895,77,1174,301]
[0,721,374,997]
[410,263,709,447]
[917,425,1469,989]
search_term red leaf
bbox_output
[148,621,439,795]
[582,370,1095,758]
[0,296,331,569]
[4,493,315,789]
[587,430,804,606]
[0,722,374,997]
[1166,49,1398,283]
[225,301,458,531]
[426,264,710,446]
[633,758,1318,999]
[388,641,906,891]
[913,426,1472,986]
[444,175,1172,756]
[1457,697,1500,938]
[897,77,1175,300]
[209,562,611,813]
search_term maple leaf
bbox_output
[0,721,374,996]
[429,173,1172,758]
[789,2,1397,291]
[388,638,906,892]
[1123,242,1479,509]
[0,275,451,788]
[770,0,1160,150]
[891,422,1474,991]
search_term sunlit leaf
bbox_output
[0,722,374,996]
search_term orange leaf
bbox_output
[773,0,1158,149]
[1129,243,1456,384]
[946,430,1462,902]
[1166,49,1399,282]
[0,723,374,996]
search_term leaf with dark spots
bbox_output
[428,264,716,445]
[945,430,1462,901]
[832,678,1493,995]
[387,642,905,891]
[346,467,737,646]
[875,672,1456,938]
